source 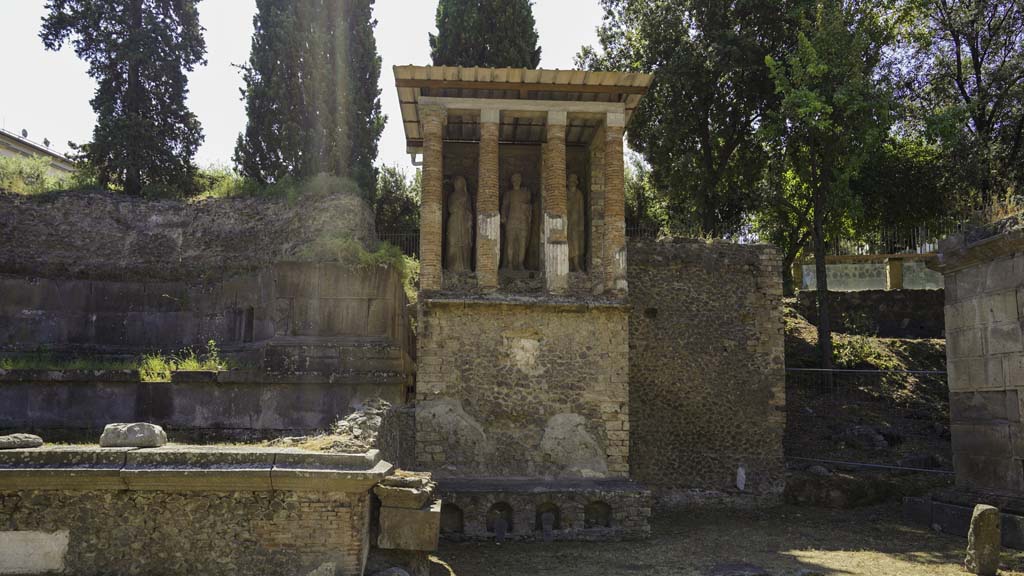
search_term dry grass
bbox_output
[432,505,1024,576]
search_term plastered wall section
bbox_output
[943,252,1024,494]
[414,300,630,479]
[627,239,786,499]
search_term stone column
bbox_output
[476,109,500,291]
[603,112,627,293]
[543,110,569,294]
[419,105,446,292]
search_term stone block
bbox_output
[0,434,44,450]
[952,328,985,359]
[932,500,973,537]
[902,496,932,526]
[319,299,368,337]
[319,264,389,298]
[984,290,1019,324]
[291,298,321,337]
[274,262,319,299]
[374,484,434,510]
[958,268,987,301]
[988,321,1023,355]
[1003,355,1024,388]
[951,391,1009,423]
[954,453,1014,492]
[0,530,69,574]
[1002,512,1024,550]
[99,422,167,448]
[367,299,393,337]
[986,256,1018,292]
[952,423,1012,456]
[377,499,442,551]
[946,304,963,331]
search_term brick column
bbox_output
[476,109,500,291]
[543,110,569,294]
[604,112,627,293]
[419,105,446,292]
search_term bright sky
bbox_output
[0,0,605,171]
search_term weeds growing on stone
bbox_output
[0,340,229,382]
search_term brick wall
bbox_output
[627,239,786,502]
[414,298,630,479]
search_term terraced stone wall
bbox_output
[627,239,786,503]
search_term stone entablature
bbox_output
[0,446,392,575]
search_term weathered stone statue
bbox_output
[567,173,586,271]
[501,173,532,270]
[446,176,473,272]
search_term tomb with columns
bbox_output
[395,66,654,540]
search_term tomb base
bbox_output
[904,489,1024,549]
[435,477,651,542]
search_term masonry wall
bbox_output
[627,239,786,502]
[937,224,1024,495]
[414,299,630,479]
[0,489,371,576]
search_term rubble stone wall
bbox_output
[414,298,630,479]
[0,489,371,576]
[627,239,787,502]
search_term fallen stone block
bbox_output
[99,423,167,448]
[0,434,43,450]
[378,499,441,552]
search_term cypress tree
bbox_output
[234,0,384,194]
[430,0,542,68]
[40,0,207,196]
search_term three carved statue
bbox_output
[445,172,586,272]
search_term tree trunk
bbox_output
[813,185,833,371]
[782,251,797,297]
[125,0,143,196]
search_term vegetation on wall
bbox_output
[40,0,207,197]
[430,0,542,68]
[0,340,229,382]
[233,0,385,194]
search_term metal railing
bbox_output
[785,368,952,473]
[377,231,420,258]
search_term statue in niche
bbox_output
[501,172,532,271]
[567,173,586,271]
[446,176,473,272]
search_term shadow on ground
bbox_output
[431,504,1024,576]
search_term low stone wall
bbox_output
[802,259,943,291]
[0,369,407,441]
[796,289,945,338]
[627,239,786,503]
[414,297,630,479]
[0,262,412,358]
[436,478,650,541]
[0,446,390,576]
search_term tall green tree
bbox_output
[578,0,806,235]
[373,165,421,232]
[906,0,1024,204]
[40,0,206,196]
[430,0,541,68]
[234,0,385,194]
[766,0,896,369]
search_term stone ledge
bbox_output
[0,445,391,492]
[421,295,630,311]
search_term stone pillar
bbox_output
[419,105,446,292]
[543,110,569,294]
[477,109,500,291]
[604,112,627,293]
[885,258,904,290]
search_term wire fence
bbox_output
[784,368,952,473]
[377,231,420,258]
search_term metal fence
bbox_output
[784,368,952,473]
[377,231,420,258]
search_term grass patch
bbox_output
[0,340,230,382]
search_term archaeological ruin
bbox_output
[0,66,788,574]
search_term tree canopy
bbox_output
[40,0,207,196]
[430,0,542,68]
[234,0,385,194]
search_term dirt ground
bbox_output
[431,505,1024,576]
